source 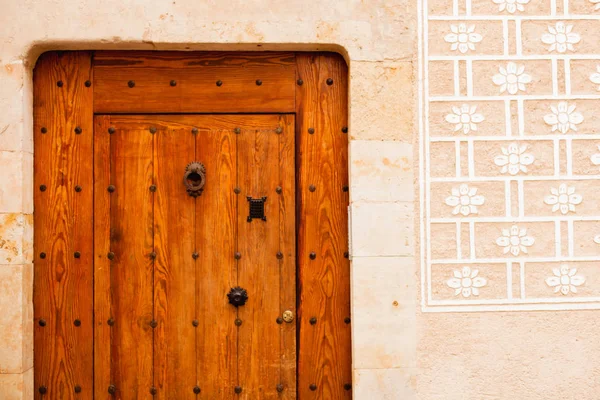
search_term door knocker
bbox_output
[183,162,206,197]
[227,286,249,307]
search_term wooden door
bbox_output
[93,114,295,399]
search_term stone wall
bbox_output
[1,0,599,398]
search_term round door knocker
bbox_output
[227,286,249,307]
[183,162,206,197]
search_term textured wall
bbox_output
[0,0,599,398]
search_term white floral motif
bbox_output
[591,146,600,168]
[594,235,600,244]
[445,105,485,134]
[544,184,583,215]
[545,265,585,295]
[447,266,487,298]
[590,66,600,90]
[445,184,485,216]
[444,24,482,54]
[541,22,581,53]
[492,62,531,94]
[591,0,600,10]
[543,102,584,134]
[495,225,535,256]
[494,143,534,175]
[492,0,530,13]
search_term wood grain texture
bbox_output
[93,52,296,114]
[109,122,154,399]
[33,51,94,400]
[296,53,351,399]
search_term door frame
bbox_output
[33,51,351,399]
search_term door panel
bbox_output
[93,114,295,399]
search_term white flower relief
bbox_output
[492,62,531,94]
[545,265,585,295]
[492,0,529,13]
[591,0,600,11]
[541,22,581,53]
[444,24,482,54]
[495,225,535,256]
[590,66,600,90]
[494,143,534,175]
[445,184,485,216]
[445,104,485,134]
[594,234,600,244]
[591,146,600,167]
[447,266,487,298]
[543,102,583,134]
[544,184,583,215]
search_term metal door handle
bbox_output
[183,162,206,197]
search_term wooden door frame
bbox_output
[33,51,351,398]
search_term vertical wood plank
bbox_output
[93,115,112,400]
[278,114,297,399]
[195,121,238,399]
[153,123,196,399]
[33,51,94,400]
[296,53,351,399]
[109,123,154,399]
[237,116,284,399]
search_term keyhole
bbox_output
[187,171,202,186]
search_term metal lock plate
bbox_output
[282,310,294,323]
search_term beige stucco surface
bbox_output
[1,0,599,398]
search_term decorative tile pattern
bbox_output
[420,0,600,311]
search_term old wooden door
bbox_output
[93,114,296,399]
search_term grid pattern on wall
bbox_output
[419,0,600,311]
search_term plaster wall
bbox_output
[0,0,598,398]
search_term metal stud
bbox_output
[39,386,48,395]
[309,384,317,391]
[342,185,349,192]
[107,252,115,260]
[344,383,352,391]
[107,185,116,193]
[344,251,349,259]
[127,80,135,88]
[108,384,116,395]
[150,387,158,395]
[297,79,304,86]
[216,80,223,87]
[255,79,262,86]
[308,127,315,134]
[234,127,241,134]
[74,319,81,327]
[276,317,283,324]
[192,127,198,135]
[275,127,283,134]
[277,384,284,392]
[309,252,316,260]
[170,80,177,87]
[235,318,242,326]
[344,317,351,324]
[74,251,81,259]
[74,126,82,135]
[276,252,283,259]
[309,317,317,325]
[150,252,157,259]
[149,126,157,134]
[150,320,158,328]
[342,126,349,133]
[193,386,201,394]
[234,252,242,260]
[235,386,243,394]
[275,186,282,194]
[192,319,199,327]
[234,187,241,194]
[74,385,82,393]
[57,80,64,87]
[85,80,92,87]
[108,127,116,134]
[192,252,199,260]
[309,185,316,192]
[149,185,157,192]
[41,127,47,134]
[75,185,82,192]
[39,319,46,327]
[40,185,47,192]
[40,252,47,259]
[107,318,115,326]
[326,78,334,85]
